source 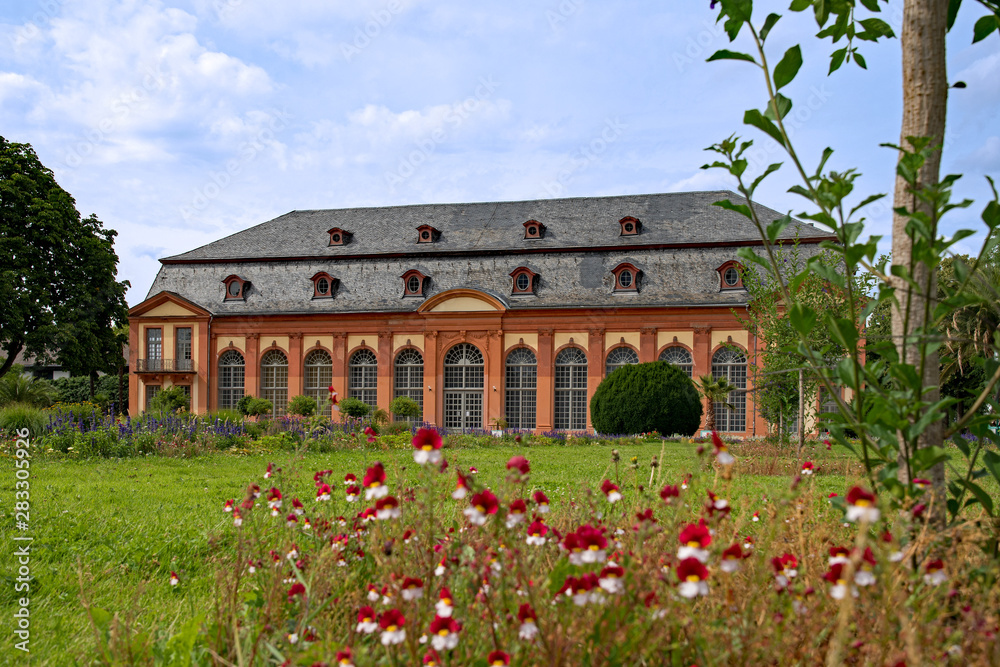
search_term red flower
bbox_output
[316,483,332,501]
[506,455,530,476]
[801,461,815,475]
[600,479,622,502]
[287,582,306,601]
[772,553,798,587]
[720,543,744,572]
[712,431,734,465]
[428,615,461,650]
[660,484,680,502]
[401,576,424,600]
[533,490,550,512]
[517,603,537,622]
[526,519,549,545]
[676,557,710,598]
[846,486,880,523]
[375,496,401,520]
[335,647,354,667]
[465,489,499,525]
[487,651,511,666]
[678,521,712,548]
[413,428,444,464]
[363,463,388,500]
[507,499,528,528]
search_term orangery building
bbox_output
[128,191,834,436]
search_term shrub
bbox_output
[0,372,58,408]
[237,396,273,417]
[339,396,372,418]
[382,420,414,435]
[287,395,318,417]
[148,386,190,414]
[389,395,421,420]
[0,403,47,435]
[590,361,702,436]
[371,407,390,426]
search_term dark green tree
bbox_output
[590,362,702,436]
[0,137,129,387]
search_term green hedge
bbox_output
[590,361,702,436]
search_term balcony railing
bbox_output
[135,359,196,373]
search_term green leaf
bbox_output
[707,49,758,64]
[714,199,754,220]
[751,162,783,195]
[854,51,867,69]
[766,213,792,242]
[764,93,793,120]
[957,479,995,516]
[773,45,803,89]
[983,199,1000,230]
[860,0,882,11]
[829,47,847,74]
[743,109,786,147]
[790,0,811,11]
[789,303,818,336]
[973,15,999,43]
[984,450,1000,487]
[761,13,782,41]
[858,17,895,38]
[947,0,963,31]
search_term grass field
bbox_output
[0,438,862,665]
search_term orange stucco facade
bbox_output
[128,288,768,436]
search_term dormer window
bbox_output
[402,269,428,297]
[523,220,546,239]
[416,225,440,243]
[222,275,249,301]
[611,262,641,293]
[311,272,338,299]
[619,216,642,236]
[327,227,352,246]
[717,261,745,290]
[509,267,539,295]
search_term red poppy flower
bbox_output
[413,428,443,464]
[506,455,530,476]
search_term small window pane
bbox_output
[407,276,420,293]
[605,346,638,376]
[316,278,329,295]
[516,273,530,291]
[619,270,633,288]
[658,346,693,378]
[227,281,240,297]
[724,267,739,286]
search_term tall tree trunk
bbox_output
[891,0,948,506]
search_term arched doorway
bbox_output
[443,343,484,430]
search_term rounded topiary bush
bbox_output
[590,361,703,436]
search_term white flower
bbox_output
[287,633,298,644]
[233,516,242,527]
[854,570,876,587]
[434,563,446,577]
[414,449,443,465]
[579,549,605,565]
[519,621,538,640]
[677,546,710,563]
[598,576,623,594]
[924,569,947,586]
[452,487,467,500]
[401,588,424,602]
[607,491,622,503]
[435,600,453,617]
[720,559,740,573]
[717,451,735,466]
[380,629,406,646]
[366,485,389,501]
[678,581,708,598]
[357,620,377,634]
[526,534,546,546]
[376,507,401,520]
[431,632,459,651]
[464,507,489,526]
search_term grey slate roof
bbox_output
[163,191,830,262]
[146,191,834,316]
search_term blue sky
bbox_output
[2,0,998,306]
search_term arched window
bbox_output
[394,349,424,421]
[659,346,693,378]
[443,343,484,430]
[218,350,245,410]
[260,349,288,416]
[349,349,378,408]
[304,349,333,416]
[555,347,588,430]
[712,348,747,432]
[605,346,639,376]
[505,348,537,430]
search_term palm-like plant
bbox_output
[943,259,1000,378]
[0,371,58,408]
[695,375,736,432]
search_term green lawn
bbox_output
[1,441,851,665]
